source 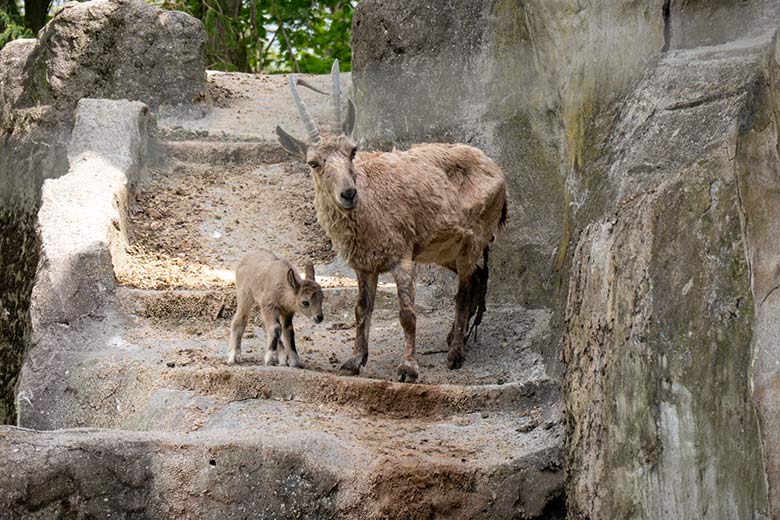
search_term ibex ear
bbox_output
[342,99,356,137]
[276,126,308,159]
[287,268,301,292]
[304,263,315,281]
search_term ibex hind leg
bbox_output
[447,246,490,370]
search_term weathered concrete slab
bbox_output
[30,99,149,329]
[563,33,775,520]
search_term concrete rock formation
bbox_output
[352,0,780,518]
[0,0,205,423]
[3,0,780,517]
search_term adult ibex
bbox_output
[276,61,507,383]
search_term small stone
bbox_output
[481,412,490,419]
[516,421,537,433]
[147,208,162,218]
[166,361,175,368]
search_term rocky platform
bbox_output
[4,73,564,518]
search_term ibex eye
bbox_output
[307,160,319,168]
[302,301,310,308]
[350,147,357,160]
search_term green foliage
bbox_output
[152,0,354,73]
[0,8,32,50]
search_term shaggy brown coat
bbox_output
[289,132,507,383]
[276,64,507,383]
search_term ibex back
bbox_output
[276,62,507,383]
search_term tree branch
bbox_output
[276,16,300,74]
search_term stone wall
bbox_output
[0,39,68,424]
[738,33,780,517]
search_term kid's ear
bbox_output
[287,268,300,292]
[304,263,315,280]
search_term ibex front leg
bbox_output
[392,258,418,383]
[340,270,378,376]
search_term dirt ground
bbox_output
[118,159,334,290]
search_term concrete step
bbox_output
[18,301,556,427]
[0,419,563,519]
[159,139,289,166]
[116,283,441,320]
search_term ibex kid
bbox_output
[228,249,324,368]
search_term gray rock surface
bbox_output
[737,33,780,517]
[669,0,780,49]
[0,423,562,518]
[0,426,342,518]
[19,0,206,116]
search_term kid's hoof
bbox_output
[397,360,419,383]
[227,353,241,365]
[264,353,279,366]
[339,357,362,376]
[447,349,465,370]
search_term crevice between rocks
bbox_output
[662,0,671,52]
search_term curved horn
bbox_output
[296,78,329,96]
[288,74,320,143]
[331,60,341,133]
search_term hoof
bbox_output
[227,352,241,365]
[264,352,278,366]
[397,359,419,383]
[447,349,464,370]
[340,356,362,376]
[288,353,304,369]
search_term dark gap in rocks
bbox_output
[662,0,671,52]
[0,203,40,424]
[535,494,566,520]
